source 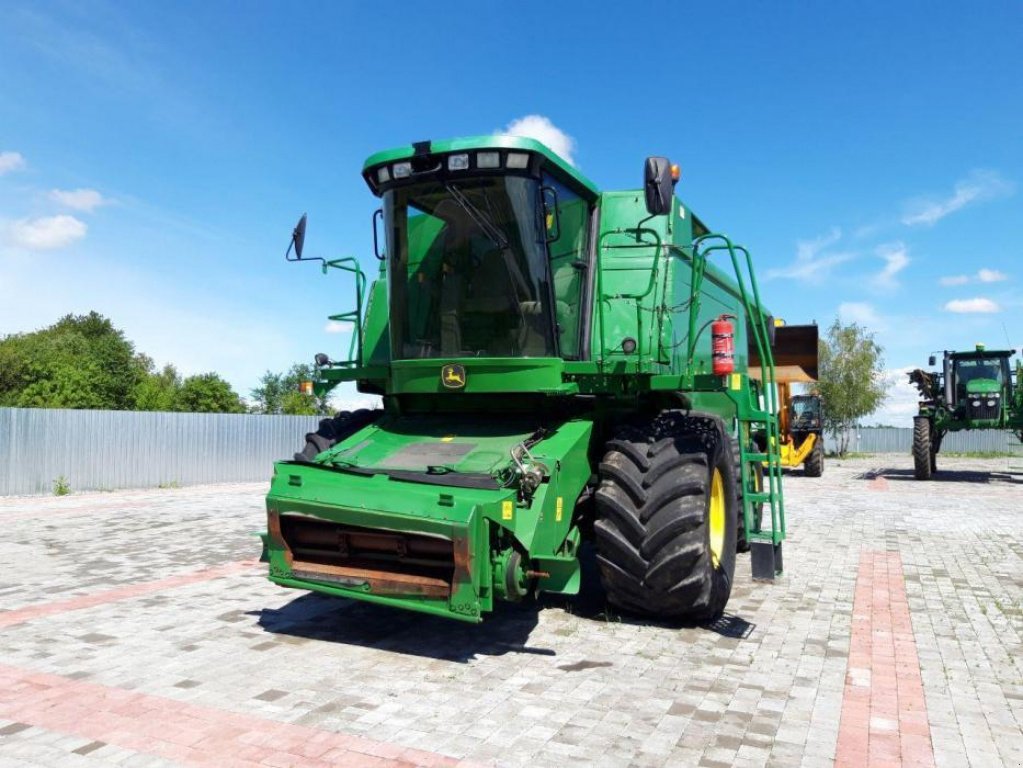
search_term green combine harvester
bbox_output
[909,345,1023,479]
[261,135,802,623]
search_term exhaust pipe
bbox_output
[943,351,954,406]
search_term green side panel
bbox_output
[593,192,756,378]
[389,358,565,395]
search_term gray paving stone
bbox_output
[0,457,1021,766]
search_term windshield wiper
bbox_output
[444,182,509,250]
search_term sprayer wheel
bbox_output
[594,415,737,622]
[293,409,380,463]
[804,438,824,477]
[912,416,933,480]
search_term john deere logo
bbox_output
[441,364,466,389]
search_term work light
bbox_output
[447,154,469,171]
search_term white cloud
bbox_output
[977,268,1007,283]
[871,242,909,291]
[902,169,1014,226]
[6,215,87,250]
[0,151,26,175]
[944,297,1000,314]
[838,302,884,330]
[324,320,351,333]
[49,188,107,212]
[500,115,576,166]
[939,268,1009,287]
[766,227,854,283]
[939,275,969,286]
[861,366,922,426]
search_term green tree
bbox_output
[175,373,246,413]
[250,363,329,415]
[815,319,887,455]
[0,312,146,409]
[134,363,182,411]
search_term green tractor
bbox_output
[909,345,1023,479]
[261,135,799,624]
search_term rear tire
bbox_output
[804,437,824,477]
[594,413,737,622]
[913,416,933,480]
[293,409,380,462]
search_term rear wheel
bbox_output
[294,409,380,462]
[804,437,824,477]
[912,416,933,480]
[594,413,737,622]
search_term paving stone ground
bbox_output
[0,456,1021,767]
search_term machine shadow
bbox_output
[871,467,1023,485]
[540,542,757,638]
[252,543,754,658]
[251,594,553,663]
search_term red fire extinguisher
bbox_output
[711,315,735,376]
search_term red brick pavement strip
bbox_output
[0,560,261,629]
[0,663,471,767]
[835,551,935,768]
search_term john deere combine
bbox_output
[262,135,803,623]
[909,345,1023,479]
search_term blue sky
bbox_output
[1,1,1021,423]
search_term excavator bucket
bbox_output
[750,324,819,383]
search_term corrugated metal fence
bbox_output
[823,427,1023,455]
[3,408,1023,496]
[0,408,321,496]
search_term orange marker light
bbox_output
[299,381,314,395]
[670,164,681,182]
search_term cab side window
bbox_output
[542,173,590,359]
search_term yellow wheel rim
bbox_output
[709,467,726,568]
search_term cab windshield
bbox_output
[384,176,557,360]
[954,356,1009,396]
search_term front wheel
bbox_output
[912,416,933,480]
[804,437,824,477]
[594,413,737,622]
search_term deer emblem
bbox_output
[441,364,466,389]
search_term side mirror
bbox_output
[287,214,307,260]
[643,157,674,216]
[928,355,936,367]
[541,186,561,243]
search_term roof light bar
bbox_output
[476,151,500,169]
[506,153,529,170]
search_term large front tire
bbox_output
[804,437,824,477]
[293,409,380,462]
[594,415,738,622]
[912,416,933,480]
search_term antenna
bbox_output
[1001,321,1013,350]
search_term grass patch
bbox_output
[52,475,72,496]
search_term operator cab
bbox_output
[364,140,596,361]
[788,394,822,433]
[948,348,1013,420]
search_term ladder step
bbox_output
[746,491,773,503]
[743,452,769,462]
